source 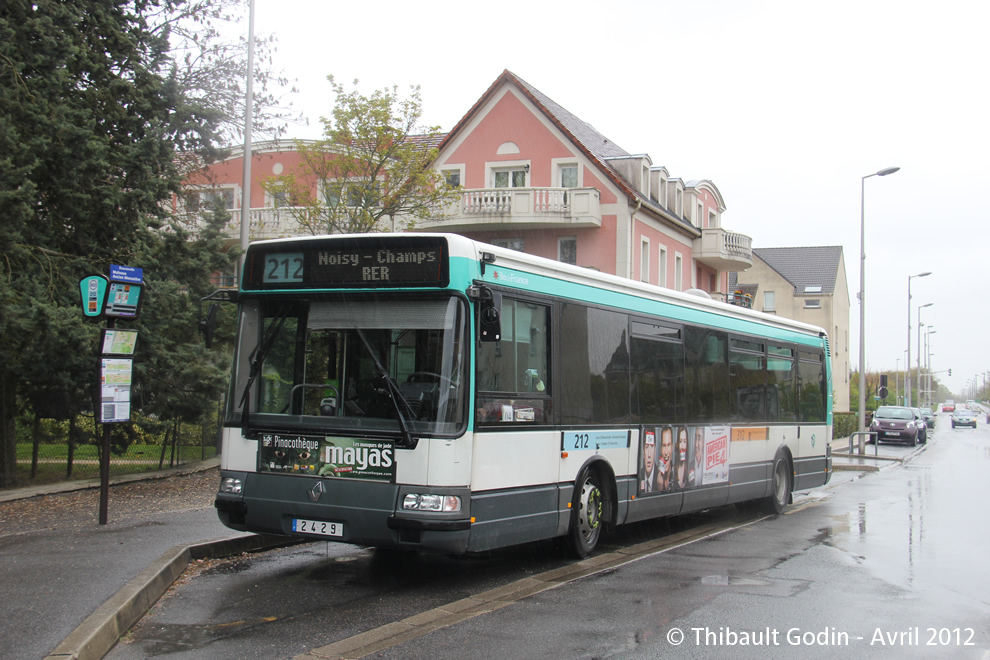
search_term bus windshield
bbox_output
[227,294,468,437]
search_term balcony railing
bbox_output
[183,187,604,240]
[420,187,602,231]
[693,227,753,271]
[181,207,310,243]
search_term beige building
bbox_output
[730,247,851,412]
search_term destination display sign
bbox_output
[245,236,449,289]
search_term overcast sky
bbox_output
[251,0,988,397]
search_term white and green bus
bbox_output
[215,233,832,557]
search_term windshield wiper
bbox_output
[239,305,291,427]
[355,329,417,449]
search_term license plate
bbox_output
[292,518,343,537]
[882,431,900,437]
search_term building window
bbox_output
[697,202,704,227]
[493,237,525,252]
[559,237,577,265]
[709,209,718,228]
[442,169,461,187]
[640,239,650,283]
[185,187,235,212]
[494,169,526,188]
[804,299,821,309]
[560,165,578,188]
[764,291,776,312]
[674,254,683,290]
[658,247,667,287]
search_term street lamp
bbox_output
[905,272,931,406]
[859,166,900,432]
[917,302,933,406]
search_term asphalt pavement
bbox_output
[0,432,927,660]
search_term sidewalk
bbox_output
[830,430,928,472]
[0,459,298,660]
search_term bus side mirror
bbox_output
[199,303,218,348]
[479,290,501,342]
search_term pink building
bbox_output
[181,70,752,294]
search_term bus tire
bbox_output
[764,451,792,515]
[567,468,605,558]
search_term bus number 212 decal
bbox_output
[561,430,630,451]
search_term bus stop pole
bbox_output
[98,317,115,525]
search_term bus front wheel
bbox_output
[568,469,604,557]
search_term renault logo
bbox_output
[308,480,324,503]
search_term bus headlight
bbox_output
[220,477,243,494]
[402,493,462,513]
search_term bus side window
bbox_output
[476,298,550,425]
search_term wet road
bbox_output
[111,420,990,659]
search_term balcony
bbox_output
[183,208,311,245]
[418,187,602,232]
[692,227,753,272]
[183,188,603,243]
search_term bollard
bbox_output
[847,431,874,455]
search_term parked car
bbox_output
[910,407,928,444]
[870,406,922,445]
[920,407,936,429]
[951,409,977,429]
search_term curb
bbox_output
[43,533,305,660]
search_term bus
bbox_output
[214,233,832,557]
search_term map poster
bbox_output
[99,358,132,423]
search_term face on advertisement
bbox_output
[678,427,688,461]
[694,427,704,461]
[660,427,673,462]
[644,436,655,473]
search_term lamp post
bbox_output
[925,327,936,407]
[905,272,931,406]
[895,358,900,403]
[238,0,257,279]
[917,302,933,407]
[859,166,900,431]
[902,350,908,404]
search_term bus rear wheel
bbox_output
[764,453,792,515]
[568,469,604,558]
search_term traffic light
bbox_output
[948,368,952,376]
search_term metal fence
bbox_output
[9,405,222,489]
